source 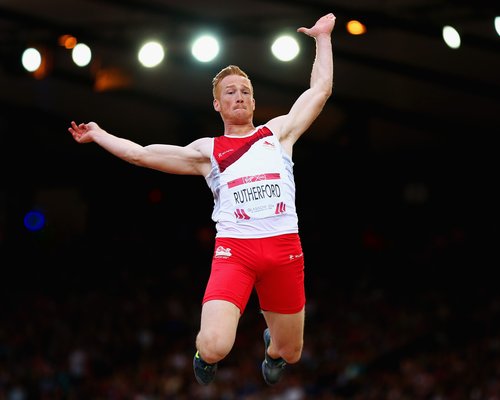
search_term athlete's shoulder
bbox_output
[263,115,287,138]
[187,136,213,158]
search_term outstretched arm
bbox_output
[268,13,335,153]
[68,121,211,176]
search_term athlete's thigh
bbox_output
[200,299,241,338]
[197,300,241,357]
[262,308,305,350]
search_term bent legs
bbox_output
[261,307,305,364]
[195,299,241,364]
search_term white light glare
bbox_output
[442,25,461,49]
[72,43,92,67]
[495,16,500,36]
[138,41,165,68]
[21,48,42,72]
[271,35,300,62]
[192,35,219,63]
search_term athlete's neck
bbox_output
[224,122,256,137]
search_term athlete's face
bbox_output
[213,74,255,123]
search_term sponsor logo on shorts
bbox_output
[215,246,232,258]
[289,252,303,260]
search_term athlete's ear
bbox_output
[213,98,220,112]
[252,97,255,111]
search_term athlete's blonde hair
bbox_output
[212,65,252,99]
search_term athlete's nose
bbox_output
[235,90,244,102]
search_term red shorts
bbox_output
[203,233,305,314]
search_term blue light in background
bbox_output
[24,210,45,232]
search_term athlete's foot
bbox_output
[261,328,287,385]
[193,351,218,385]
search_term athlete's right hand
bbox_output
[68,121,100,143]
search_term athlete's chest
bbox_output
[213,127,281,173]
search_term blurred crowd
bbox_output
[1,219,498,400]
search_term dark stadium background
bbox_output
[1,0,498,398]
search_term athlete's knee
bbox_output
[196,330,233,364]
[279,341,303,364]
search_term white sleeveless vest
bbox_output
[205,125,299,238]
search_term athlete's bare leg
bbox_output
[262,307,305,363]
[195,299,241,364]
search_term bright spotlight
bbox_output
[72,43,92,67]
[442,25,461,49]
[271,35,300,62]
[192,35,219,63]
[138,41,165,68]
[21,48,42,72]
